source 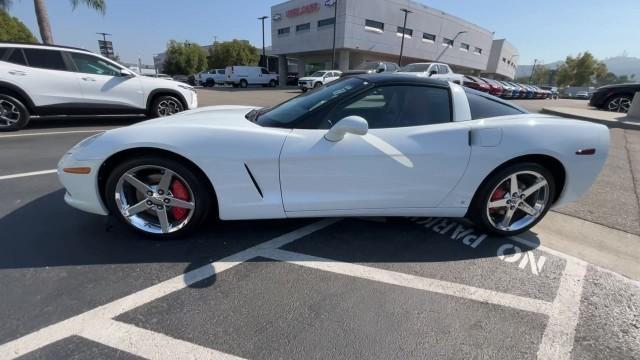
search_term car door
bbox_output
[3,47,84,114]
[279,84,471,212]
[259,67,271,84]
[66,51,144,113]
[326,71,340,84]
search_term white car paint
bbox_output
[297,70,342,91]
[0,43,197,114]
[198,69,225,85]
[58,82,609,227]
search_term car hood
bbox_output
[132,105,260,128]
[594,83,640,91]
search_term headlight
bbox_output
[68,132,103,153]
[178,84,196,92]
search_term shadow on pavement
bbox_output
[27,116,147,130]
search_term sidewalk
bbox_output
[541,106,640,130]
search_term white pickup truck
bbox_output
[398,62,464,84]
[198,69,226,87]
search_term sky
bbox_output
[6,0,639,66]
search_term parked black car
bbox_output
[589,83,640,113]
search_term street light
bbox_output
[258,16,268,68]
[529,58,538,84]
[435,30,467,61]
[398,8,412,66]
[330,0,338,69]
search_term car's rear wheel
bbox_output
[605,95,632,113]
[149,95,184,118]
[469,163,555,236]
[0,94,30,131]
[105,157,212,238]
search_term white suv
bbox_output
[0,42,198,131]
[297,70,341,92]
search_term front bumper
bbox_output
[298,81,313,90]
[57,152,109,216]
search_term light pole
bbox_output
[331,0,338,69]
[435,30,467,61]
[398,8,412,66]
[258,16,268,68]
[529,58,538,84]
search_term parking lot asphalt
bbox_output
[1,88,639,359]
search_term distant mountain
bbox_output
[516,57,640,79]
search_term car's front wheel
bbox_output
[605,95,632,113]
[0,94,30,131]
[469,163,555,236]
[149,95,184,118]
[104,156,213,238]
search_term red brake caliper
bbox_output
[490,187,507,213]
[170,179,190,221]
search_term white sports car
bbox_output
[58,74,609,237]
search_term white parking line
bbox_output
[81,320,245,360]
[263,248,553,315]
[0,130,106,139]
[537,259,588,360]
[0,169,57,181]
[0,219,338,359]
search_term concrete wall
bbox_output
[486,39,518,79]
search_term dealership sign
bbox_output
[286,2,320,18]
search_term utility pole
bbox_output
[529,58,538,84]
[331,0,338,69]
[398,8,412,66]
[258,16,268,68]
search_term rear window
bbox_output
[466,92,525,120]
[6,48,27,66]
[23,48,67,71]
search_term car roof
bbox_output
[464,87,529,113]
[354,73,449,87]
[0,41,90,53]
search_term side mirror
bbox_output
[324,116,368,142]
[120,69,135,77]
[429,70,438,77]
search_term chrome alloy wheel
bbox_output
[607,97,631,113]
[0,99,21,128]
[157,99,182,116]
[486,170,550,232]
[115,165,195,234]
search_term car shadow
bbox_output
[27,116,147,130]
[0,189,541,274]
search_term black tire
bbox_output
[469,162,555,236]
[104,156,213,238]
[605,95,632,113]
[269,79,277,87]
[301,88,308,93]
[239,79,248,88]
[0,94,30,131]
[314,82,322,88]
[148,95,184,118]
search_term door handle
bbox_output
[8,70,27,76]
[81,77,96,82]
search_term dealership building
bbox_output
[271,0,518,82]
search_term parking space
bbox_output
[1,89,639,359]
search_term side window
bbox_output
[438,65,450,74]
[217,69,225,75]
[0,48,7,60]
[6,48,28,66]
[68,52,121,76]
[23,48,67,71]
[323,85,451,129]
[467,92,525,120]
[261,68,270,74]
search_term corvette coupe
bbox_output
[58,74,609,237]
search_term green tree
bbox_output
[163,40,208,76]
[0,0,105,44]
[208,39,259,69]
[0,9,37,42]
[555,52,607,87]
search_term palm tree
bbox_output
[0,0,106,44]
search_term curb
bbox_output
[541,108,640,130]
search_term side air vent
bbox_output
[244,163,263,198]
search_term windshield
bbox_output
[358,62,381,70]
[400,63,431,72]
[310,71,327,77]
[250,77,368,128]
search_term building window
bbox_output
[318,17,335,28]
[277,27,290,36]
[365,19,384,33]
[396,26,413,37]
[460,43,469,52]
[422,33,435,43]
[502,57,507,63]
[296,23,310,32]
[474,47,482,55]
[442,38,454,47]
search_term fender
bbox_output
[145,88,188,110]
[0,80,37,113]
